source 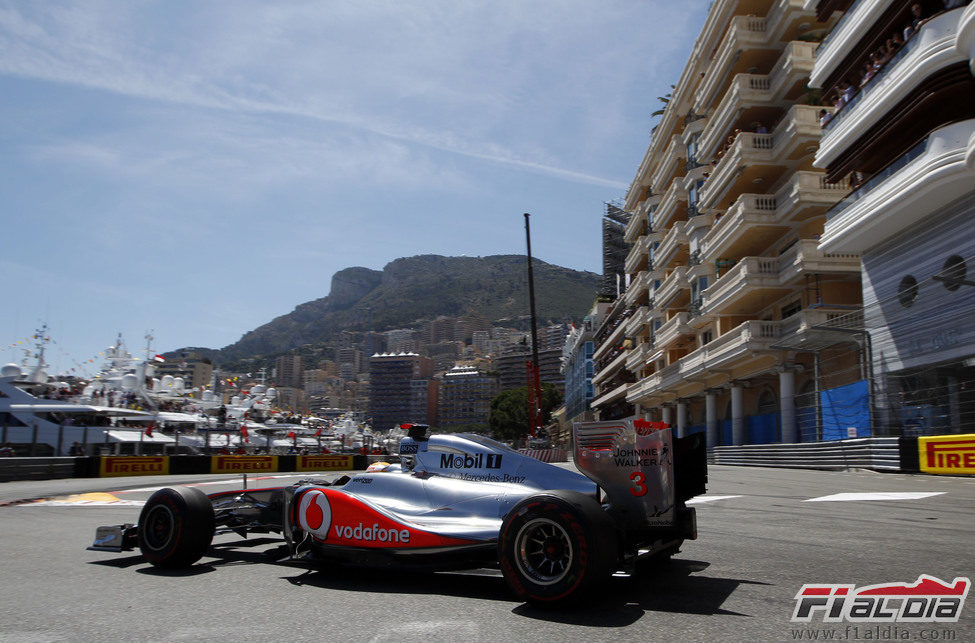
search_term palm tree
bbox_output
[650,84,675,134]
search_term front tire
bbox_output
[138,486,215,568]
[498,490,616,606]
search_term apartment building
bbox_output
[368,352,434,432]
[596,0,865,447]
[438,365,500,430]
[274,354,303,389]
[562,303,611,424]
[808,0,975,435]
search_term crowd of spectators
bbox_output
[820,1,967,128]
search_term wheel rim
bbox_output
[513,517,573,586]
[143,505,176,552]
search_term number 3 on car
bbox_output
[629,471,647,496]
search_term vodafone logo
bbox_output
[297,490,332,539]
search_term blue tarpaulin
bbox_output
[821,379,871,440]
[720,419,732,446]
[747,413,779,444]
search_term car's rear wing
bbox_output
[572,420,706,530]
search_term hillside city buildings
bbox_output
[203,316,570,432]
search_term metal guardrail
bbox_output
[0,457,82,482]
[711,437,903,471]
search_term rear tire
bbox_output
[498,490,616,606]
[138,486,215,568]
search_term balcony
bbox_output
[592,347,629,387]
[624,236,648,274]
[627,362,680,405]
[777,239,860,284]
[654,265,689,309]
[698,132,775,211]
[701,241,860,316]
[812,0,895,89]
[653,178,688,231]
[776,306,864,342]
[699,104,823,212]
[623,304,649,337]
[694,15,774,114]
[697,41,816,162]
[625,340,652,372]
[623,271,650,307]
[772,170,849,222]
[623,210,646,244]
[702,257,786,315]
[816,8,971,169]
[697,75,777,162]
[593,320,628,362]
[650,135,687,193]
[702,194,780,260]
[653,222,690,272]
[592,381,630,409]
[764,0,822,46]
[701,171,847,260]
[679,321,782,381]
[627,319,784,405]
[654,312,694,352]
[687,209,714,231]
[821,119,975,254]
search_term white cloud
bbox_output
[0,1,706,189]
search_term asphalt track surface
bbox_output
[1,465,973,642]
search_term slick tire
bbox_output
[498,490,617,606]
[138,486,215,568]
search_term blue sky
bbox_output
[1,1,709,375]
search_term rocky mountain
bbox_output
[198,254,600,366]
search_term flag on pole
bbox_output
[153,354,165,363]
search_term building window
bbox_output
[781,300,802,319]
[898,275,919,307]
[757,389,777,415]
[700,330,713,346]
[940,255,967,291]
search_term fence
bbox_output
[711,437,905,471]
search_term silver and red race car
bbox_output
[90,421,707,605]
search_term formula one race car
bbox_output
[90,421,707,605]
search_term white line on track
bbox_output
[804,492,945,502]
[686,495,743,504]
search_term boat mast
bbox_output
[26,323,50,383]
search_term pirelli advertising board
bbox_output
[210,455,278,474]
[297,455,353,472]
[100,456,170,477]
[918,434,975,475]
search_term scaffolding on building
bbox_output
[601,201,631,300]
